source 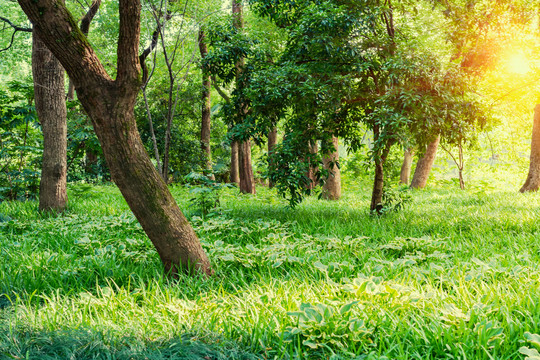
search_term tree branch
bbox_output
[0,16,32,53]
[16,0,111,88]
[211,76,230,103]
[116,0,142,85]
[80,0,101,35]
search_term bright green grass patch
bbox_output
[1,183,540,359]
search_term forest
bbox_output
[1,0,540,358]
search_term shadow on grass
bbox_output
[0,326,262,360]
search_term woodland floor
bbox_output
[0,181,539,359]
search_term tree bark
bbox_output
[399,148,414,185]
[322,136,341,200]
[410,135,440,189]
[18,0,212,276]
[33,33,68,212]
[520,105,540,192]
[370,125,393,214]
[267,127,277,188]
[238,139,256,194]
[232,0,255,193]
[199,29,213,180]
[230,140,239,184]
[306,140,319,191]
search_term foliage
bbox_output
[0,80,41,201]
[380,183,413,214]
[184,172,232,217]
[1,183,540,358]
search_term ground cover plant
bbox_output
[1,181,540,359]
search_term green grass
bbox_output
[1,181,540,359]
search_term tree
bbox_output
[232,0,255,194]
[198,28,214,179]
[410,136,439,189]
[33,33,68,211]
[399,148,414,185]
[520,105,540,192]
[17,0,212,276]
[1,10,68,211]
[321,136,341,200]
[246,0,487,212]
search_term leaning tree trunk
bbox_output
[198,29,214,180]
[33,34,68,212]
[520,104,540,192]
[322,136,341,200]
[399,148,414,185]
[18,0,213,276]
[411,135,440,189]
[268,127,277,188]
[238,140,256,194]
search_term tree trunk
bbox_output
[370,125,393,214]
[85,148,98,175]
[520,104,540,192]
[199,29,213,180]
[33,33,68,212]
[410,135,440,189]
[267,127,277,188]
[232,0,255,193]
[238,139,256,194]
[306,140,319,191]
[399,148,414,185]
[322,136,341,200]
[230,140,239,184]
[18,0,213,276]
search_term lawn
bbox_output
[1,181,540,359]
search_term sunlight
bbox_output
[507,52,530,74]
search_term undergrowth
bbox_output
[0,183,540,359]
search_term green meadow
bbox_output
[1,182,539,359]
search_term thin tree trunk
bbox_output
[230,140,239,184]
[411,135,440,189]
[199,28,213,180]
[267,127,277,188]
[322,136,341,200]
[33,33,67,212]
[85,148,98,175]
[399,148,414,185]
[306,140,319,191]
[18,0,213,276]
[370,126,393,214]
[520,104,540,192]
[238,139,255,193]
[232,0,255,193]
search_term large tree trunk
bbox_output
[33,33,68,212]
[410,135,440,189]
[521,105,540,192]
[198,29,213,180]
[238,140,256,194]
[267,127,277,188]
[322,136,341,200]
[399,148,414,185]
[18,0,213,276]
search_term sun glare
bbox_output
[507,52,530,74]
